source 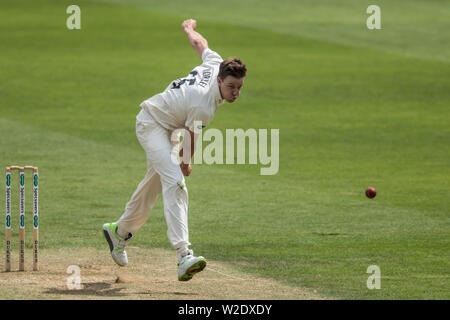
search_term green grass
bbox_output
[0,0,449,299]
[95,0,450,63]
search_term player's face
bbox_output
[218,76,244,103]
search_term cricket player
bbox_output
[103,19,247,281]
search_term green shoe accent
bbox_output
[111,222,118,235]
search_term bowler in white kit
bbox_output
[103,19,247,281]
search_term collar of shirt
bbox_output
[213,77,224,107]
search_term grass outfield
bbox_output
[0,0,449,299]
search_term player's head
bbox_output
[218,57,247,103]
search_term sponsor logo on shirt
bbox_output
[198,69,212,88]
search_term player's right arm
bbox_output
[179,127,199,176]
[182,19,208,58]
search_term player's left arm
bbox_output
[179,127,199,176]
[182,19,208,58]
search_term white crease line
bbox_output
[206,267,247,281]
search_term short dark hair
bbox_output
[218,57,247,80]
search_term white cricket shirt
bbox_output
[140,48,224,132]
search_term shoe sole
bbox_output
[179,259,207,281]
[103,225,114,252]
[102,224,126,267]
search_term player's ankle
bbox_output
[177,247,192,262]
[115,225,129,239]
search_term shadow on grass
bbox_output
[44,282,198,298]
[45,282,126,297]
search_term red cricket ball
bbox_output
[365,187,377,199]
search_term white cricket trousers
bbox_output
[117,109,190,254]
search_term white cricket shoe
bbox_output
[102,222,133,267]
[177,250,207,281]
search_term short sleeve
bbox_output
[201,48,223,66]
[185,107,211,132]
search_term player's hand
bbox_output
[180,162,192,176]
[182,19,197,32]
